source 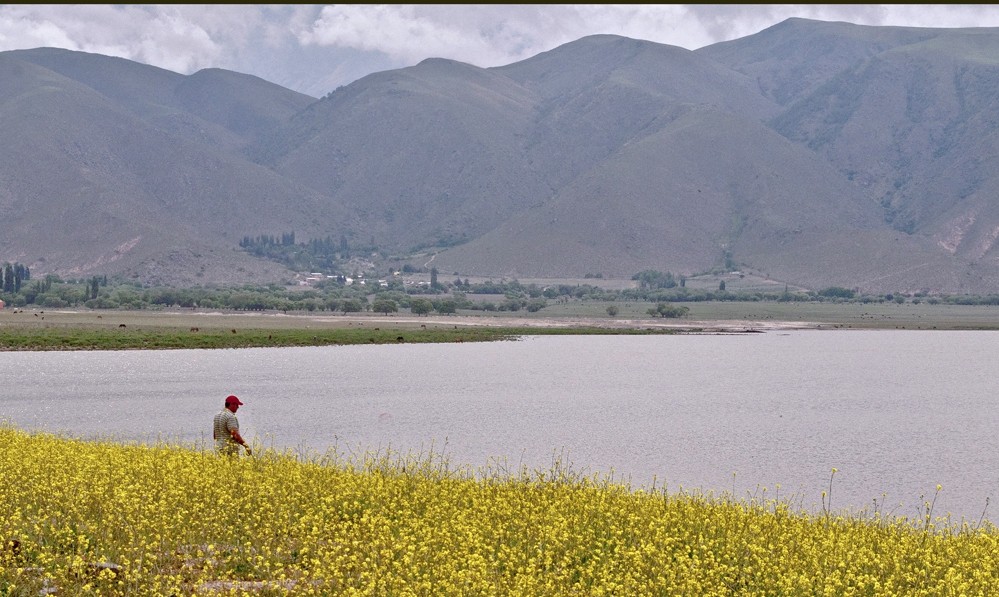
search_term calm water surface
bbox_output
[3,330,999,523]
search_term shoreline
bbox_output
[5,300,999,348]
[285,312,823,333]
[2,307,823,333]
[0,307,833,350]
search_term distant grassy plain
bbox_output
[3,299,999,350]
[0,307,675,351]
[543,299,999,330]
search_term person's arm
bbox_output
[228,422,252,455]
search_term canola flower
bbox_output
[2,426,999,596]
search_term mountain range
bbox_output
[4,17,999,293]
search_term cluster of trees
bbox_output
[239,232,354,274]
[632,269,681,289]
[0,276,550,315]
[1,262,30,293]
[8,264,999,316]
[647,303,690,318]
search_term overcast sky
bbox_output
[3,4,999,97]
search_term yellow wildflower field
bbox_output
[1,426,997,596]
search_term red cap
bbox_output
[225,395,243,406]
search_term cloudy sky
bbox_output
[2,4,999,97]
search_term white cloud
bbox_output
[0,5,224,72]
[299,5,703,67]
[296,4,999,71]
[299,5,501,65]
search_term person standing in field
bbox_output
[213,395,252,457]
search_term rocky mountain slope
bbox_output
[4,19,999,293]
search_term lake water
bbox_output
[3,330,999,524]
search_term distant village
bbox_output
[294,270,432,290]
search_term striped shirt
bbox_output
[213,408,240,455]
